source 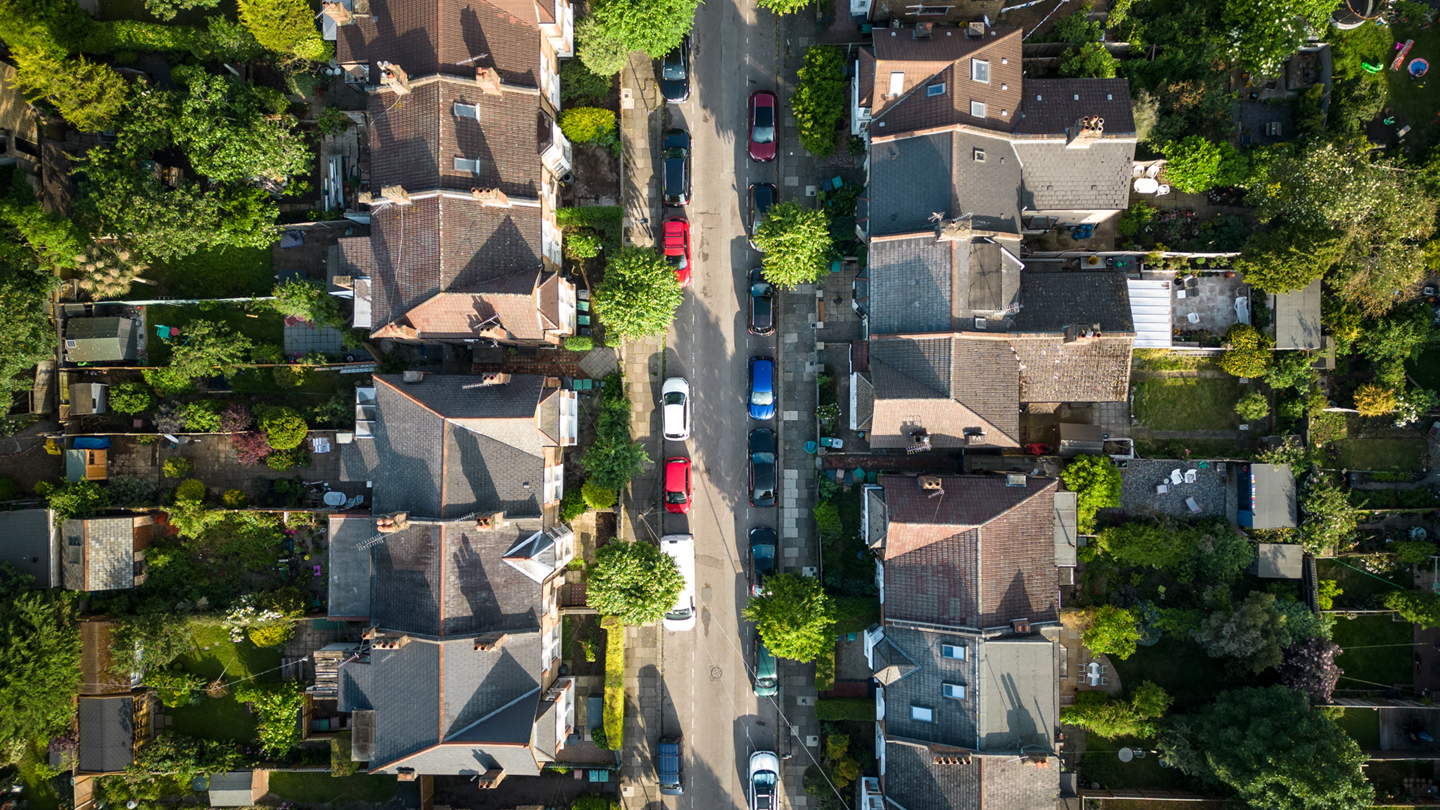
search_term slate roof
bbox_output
[1013,139,1135,212]
[328,516,375,620]
[867,235,1023,334]
[0,509,56,588]
[77,695,133,773]
[879,475,1059,627]
[62,517,135,592]
[366,374,551,519]
[882,626,977,747]
[368,80,544,198]
[883,741,1057,810]
[336,0,543,86]
[1010,271,1133,334]
[1013,79,1136,136]
[869,28,1023,133]
[868,131,1023,238]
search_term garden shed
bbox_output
[1251,542,1304,579]
[0,508,58,588]
[1237,463,1297,529]
[205,771,268,806]
[63,317,138,363]
[1273,279,1322,350]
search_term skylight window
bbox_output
[454,103,479,120]
[911,706,934,722]
[926,83,946,97]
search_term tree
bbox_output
[1393,540,1438,564]
[13,47,127,132]
[582,480,617,510]
[1197,686,1372,810]
[575,14,630,77]
[1265,350,1317,390]
[143,0,221,21]
[1060,454,1122,533]
[1083,606,1142,660]
[757,0,811,12]
[0,245,59,401]
[0,571,80,758]
[1279,637,1342,703]
[1221,324,1272,378]
[592,246,684,340]
[579,0,700,72]
[1358,302,1439,365]
[791,47,846,156]
[48,480,110,520]
[1298,474,1360,554]
[754,201,832,290]
[1131,88,1160,143]
[582,433,648,492]
[1158,136,1247,193]
[236,0,331,60]
[743,573,836,662]
[270,279,344,328]
[1060,681,1172,738]
[1354,383,1397,416]
[1060,42,1119,78]
[1192,591,1321,673]
[1234,391,1269,421]
[255,405,307,451]
[1222,0,1338,77]
[129,732,242,782]
[158,320,253,390]
[1386,590,1440,628]
[587,540,686,625]
[1234,225,1346,294]
[559,107,617,144]
[235,682,305,757]
[171,67,311,184]
[1098,520,1188,568]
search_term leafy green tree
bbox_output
[129,732,243,782]
[559,107,617,144]
[1235,391,1269,421]
[1222,0,1338,76]
[13,46,127,132]
[48,480,110,520]
[1393,540,1438,564]
[1060,681,1172,738]
[1160,136,1247,193]
[1197,686,1372,810]
[592,246,683,340]
[754,201,832,289]
[0,250,59,400]
[791,46,846,156]
[743,573,835,662]
[587,540,686,625]
[1221,324,1272,378]
[143,0,221,21]
[0,571,80,758]
[1298,474,1360,554]
[1060,454,1121,533]
[757,0,811,12]
[578,0,700,74]
[255,405,307,451]
[1083,605,1142,660]
[813,500,842,540]
[1060,42,1119,78]
[575,14,630,77]
[236,0,330,60]
[270,279,344,328]
[1264,350,1316,390]
[582,480,617,510]
[1387,590,1440,627]
[1192,591,1295,673]
[148,320,252,393]
[235,682,305,757]
[171,67,310,184]
[147,669,205,708]
[560,57,613,106]
[1358,302,1439,365]
[111,610,194,676]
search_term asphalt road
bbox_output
[653,3,784,809]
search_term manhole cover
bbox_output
[710,666,723,680]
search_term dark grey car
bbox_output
[662,128,690,207]
[660,36,690,103]
[749,428,776,508]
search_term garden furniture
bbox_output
[1183,469,1197,484]
[1155,484,1168,494]
[1186,497,1202,514]
[1170,469,1183,485]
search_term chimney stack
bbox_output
[475,510,506,530]
[379,61,411,95]
[1066,115,1105,148]
[967,21,984,37]
[475,67,503,96]
[322,1,353,25]
[473,632,510,652]
[470,187,511,208]
[913,21,932,38]
[380,185,411,206]
[935,214,972,243]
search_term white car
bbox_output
[660,535,697,632]
[749,751,779,810]
[662,377,691,441]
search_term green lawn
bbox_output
[1332,438,1428,473]
[150,246,274,300]
[833,596,880,636]
[1386,20,1440,154]
[1078,734,1195,792]
[1333,707,1380,750]
[1134,437,1245,460]
[179,622,283,683]
[1109,635,1241,712]
[167,693,258,743]
[266,772,400,803]
[1317,558,1413,610]
[1131,350,1222,373]
[1408,346,1440,391]
[145,302,284,366]
[1331,615,1413,690]
[1133,377,1242,431]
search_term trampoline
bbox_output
[1411,57,1430,77]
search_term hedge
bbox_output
[814,697,873,721]
[602,616,626,750]
[815,644,835,692]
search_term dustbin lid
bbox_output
[323,491,347,506]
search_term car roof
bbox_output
[665,457,689,487]
[663,129,690,149]
[752,357,773,389]
[749,428,776,452]
[752,184,774,204]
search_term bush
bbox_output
[813,500,842,540]
[0,478,20,501]
[582,480,617,510]
[234,682,305,757]
[566,230,603,260]
[1221,324,1273,378]
[815,643,835,691]
[109,383,154,415]
[560,107,617,144]
[791,46,847,156]
[265,448,311,471]
[219,403,253,433]
[162,457,194,479]
[237,0,330,59]
[602,616,625,750]
[108,475,159,507]
[1159,136,1249,193]
[148,669,205,709]
[560,58,612,106]
[175,479,206,502]
[1387,590,1440,627]
[231,431,273,466]
[1083,605,1143,660]
[559,488,588,522]
[1061,454,1122,533]
[222,489,248,508]
[565,335,595,352]
[1235,391,1270,421]
[182,399,224,432]
[247,623,294,648]
[814,698,873,721]
[256,405,307,450]
[1354,383,1397,416]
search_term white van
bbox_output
[660,534,697,631]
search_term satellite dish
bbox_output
[1118,748,1133,763]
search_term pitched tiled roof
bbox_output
[868,235,1023,335]
[62,518,134,592]
[880,475,1059,627]
[1011,270,1133,334]
[884,741,1057,810]
[867,130,1024,238]
[869,336,1020,448]
[882,626,978,747]
[1013,335,1134,403]
[337,0,541,86]
[1014,139,1135,211]
[1012,78,1135,136]
[869,27,1022,133]
[368,80,543,197]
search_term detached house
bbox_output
[860,474,1071,810]
[331,0,576,346]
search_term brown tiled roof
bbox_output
[1012,78,1135,136]
[536,271,561,330]
[369,79,543,197]
[881,475,1059,627]
[1014,335,1134,403]
[858,47,876,107]
[401,270,552,341]
[336,0,541,86]
[871,27,1022,135]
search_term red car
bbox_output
[662,216,692,288]
[748,91,777,162]
[664,457,692,514]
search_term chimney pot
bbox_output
[475,67,503,95]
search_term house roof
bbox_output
[365,374,551,519]
[328,515,375,620]
[401,272,558,342]
[77,695,134,773]
[337,632,545,774]
[867,234,1023,334]
[879,475,1060,628]
[868,130,1023,238]
[64,318,137,363]
[80,620,130,696]
[1252,543,1304,579]
[62,517,135,592]
[869,335,1021,448]
[1013,139,1135,212]
[869,28,1023,133]
[1274,278,1322,350]
[883,740,1057,810]
[1246,463,1298,530]
[0,508,56,588]
[336,0,543,86]
[1012,78,1135,136]
[368,79,545,198]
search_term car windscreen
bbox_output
[753,106,775,143]
[666,488,688,504]
[664,392,685,406]
[666,605,693,620]
[662,51,685,80]
[754,187,774,213]
[752,544,775,560]
[751,389,773,405]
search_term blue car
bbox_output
[748,356,775,420]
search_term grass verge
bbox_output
[267,772,399,803]
[602,615,625,751]
[1133,377,1241,431]
[1332,614,1412,689]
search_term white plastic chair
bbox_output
[1155,184,1171,195]
[1145,163,1161,178]
[1184,469,1198,484]
[1187,312,1200,323]
[1170,469,1183,485]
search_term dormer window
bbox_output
[970,59,990,83]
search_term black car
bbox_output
[748,268,774,336]
[749,428,776,508]
[748,183,776,250]
[749,526,777,596]
[662,128,691,207]
[660,36,690,103]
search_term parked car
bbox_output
[748,91,778,162]
[658,736,684,795]
[748,268,774,336]
[749,526,777,596]
[749,751,780,810]
[660,36,690,103]
[662,216,692,287]
[747,183,776,251]
[748,356,775,420]
[664,456,692,514]
[661,377,692,441]
[661,534,697,631]
[752,636,778,697]
[663,129,691,207]
[748,429,776,508]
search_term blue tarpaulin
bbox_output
[72,437,111,449]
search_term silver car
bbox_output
[662,376,691,441]
[750,751,779,810]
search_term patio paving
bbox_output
[1173,275,1250,338]
[283,323,347,356]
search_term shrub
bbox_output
[582,480,617,510]
[331,731,359,776]
[175,479,206,502]
[560,107,617,144]
[560,58,612,106]
[182,399,224,432]
[1394,540,1438,564]
[1388,590,1440,627]
[1061,682,1172,737]
[813,500,842,540]
[1083,605,1142,660]
[148,669,206,709]
[270,278,344,328]
[815,643,835,691]
[565,335,595,352]
[1235,391,1270,421]
[256,405,307,450]
[162,458,194,479]
[109,383,154,415]
[247,623,294,648]
[1061,454,1122,533]
[0,478,20,501]
[231,431,273,466]
[237,0,330,59]
[602,616,625,750]
[235,683,305,757]
[222,489,248,508]
[559,487,588,523]
[272,365,306,388]
[1354,383,1397,416]
[1317,579,1342,610]
[265,448,310,471]
[219,403,253,433]
[791,46,846,156]
[108,475,159,507]
[1159,136,1249,193]
[814,698,874,721]
[566,230,603,260]
[251,344,285,364]
[1221,324,1273,378]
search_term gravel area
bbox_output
[1120,458,1229,518]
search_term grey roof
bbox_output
[1010,271,1133,334]
[0,509,57,588]
[975,638,1055,753]
[1013,139,1135,212]
[77,695,133,773]
[328,516,374,620]
[1274,278,1322,350]
[883,740,1058,810]
[950,131,1023,234]
[868,132,957,237]
[882,625,978,748]
[867,235,1023,335]
[64,317,138,363]
[370,517,546,637]
[1249,463,1298,529]
[207,772,256,806]
[1053,491,1077,568]
[1252,543,1304,579]
[62,517,135,592]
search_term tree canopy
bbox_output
[1083,605,1142,660]
[1061,681,1172,738]
[576,0,699,75]
[1060,454,1122,533]
[0,570,81,758]
[1222,0,1337,77]
[754,201,833,290]
[592,246,684,340]
[588,541,686,625]
[791,46,847,156]
[743,573,835,662]
[13,46,127,132]
[171,66,311,184]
